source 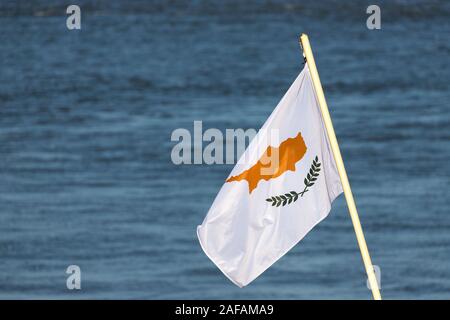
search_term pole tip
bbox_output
[299,33,308,47]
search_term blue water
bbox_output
[0,0,449,299]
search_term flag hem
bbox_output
[196,225,246,288]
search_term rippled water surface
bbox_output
[0,0,449,299]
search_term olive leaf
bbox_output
[265,156,321,207]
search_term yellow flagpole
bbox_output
[299,33,381,300]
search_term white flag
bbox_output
[197,65,343,287]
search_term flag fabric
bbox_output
[197,65,343,287]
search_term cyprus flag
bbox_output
[197,65,343,287]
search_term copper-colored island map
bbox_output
[226,132,307,193]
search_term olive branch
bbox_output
[265,156,321,207]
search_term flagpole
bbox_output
[299,33,381,300]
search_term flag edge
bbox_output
[196,225,245,288]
